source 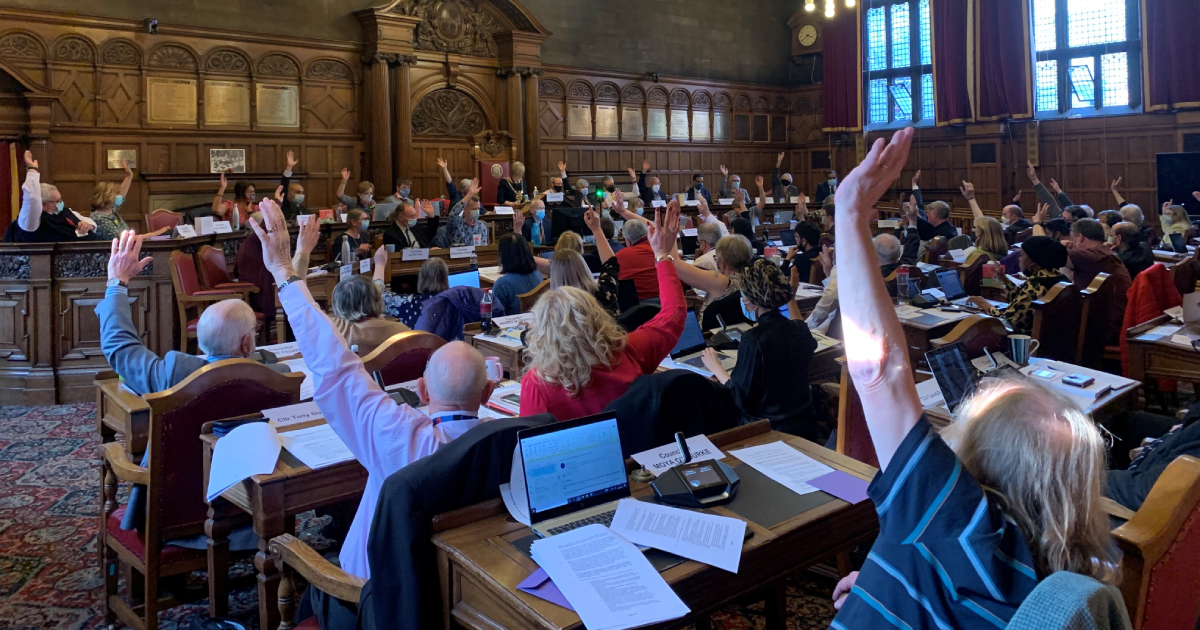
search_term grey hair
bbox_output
[197,299,257,357]
[575,178,590,190]
[418,258,449,295]
[714,234,753,274]
[927,200,951,220]
[458,179,473,193]
[622,219,648,244]
[1120,204,1144,227]
[424,341,488,406]
[873,234,902,264]
[39,183,59,199]
[696,222,722,247]
[332,274,383,322]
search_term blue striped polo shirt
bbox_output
[832,416,1041,629]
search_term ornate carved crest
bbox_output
[148,44,197,70]
[621,85,645,103]
[670,89,690,107]
[0,31,45,60]
[306,59,352,81]
[101,40,140,66]
[475,130,511,157]
[692,91,711,108]
[567,81,592,100]
[55,252,131,279]
[411,89,486,137]
[386,0,503,57]
[538,79,564,96]
[205,49,250,74]
[713,92,732,109]
[773,97,788,111]
[54,36,94,63]
[752,96,769,110]
[647,87,668,105]
[0,254,31,280]
[258,53,299,78]
[595,83,619,102]
[733,94,752,109]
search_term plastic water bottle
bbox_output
[897,266,910,303]
[470,250,478,271]
[480,288,493,334]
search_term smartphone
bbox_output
[1029,369,1057,379]
[939,306,963,312]
[1061,374,1096,388]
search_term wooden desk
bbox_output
[384,244,501,278]
[464,322,526,380]
[95,375,150,457]
[432,421,879,630]
[1127,316,1200,385]
[897,309,969,364]
[201,418,369,630]
[923,369,1140,429]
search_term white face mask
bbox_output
[651,184,660,193]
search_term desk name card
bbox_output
[546,192,564,203]
[360,259,371,274]
[450,246,476,259]
[718,198,734,206]
[651,200,667,208]
[684,200,699,207]
[175,224,197,238]
[340,264,353,280]
[212,221,233,233]
[402,248,430,261]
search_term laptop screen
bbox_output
[448,270,480,289]
[670,311,706,358]
[520,415,628,521]
[779,229,797,246]
[925,343,978,412]
[936,268,966,300]
[1169,232,1187,254]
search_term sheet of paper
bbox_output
[280,424,355,470]
[546,192,564,203]
[206,422,281,502]
[924,288,946,300]
[262,401,323,428]
[493,206,515,215]
[948,249,967,263]
[476,333,524,349]
[492,313,533,329]
[500,482,530,526]
[504,444,530,524]
[340,264,352,280]
[175,224,197,238]
[401,248,429,261]
[630,435,725,477]
[258,341,300,358]
[281,358,315,400]
[608,499,745,573]
[877,219,900,229]
[718,198,734,206]
[384,378,420,393]
[359,259,371,273]
[1006,274,1027,287]
[1171,334,1195,347]
[489,383,523,415]
[795,285,824,299]
[1164,306,1184,320]
[212,221,233,233]
[915,376,945,408]
[529,524,689,630]
[297,214,312,225]
[651,199,667,208]
[729,441,834,496]
[917,262,941,273]
[895,305,924,320]
[809,471,870,504]
[681,228,698,237]
[339,213,348,223]
[1140,324,1182,341]
[684,200,699,207]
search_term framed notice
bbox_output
[713,111,730,142]
[646,109,667,140]
[621,106,643,140]
[567,104,592,138]
[692,111,710,141]
[107,149,136,170]
[147,77,197,124]
[595,105,618,139]
[210,148,246,173]
[669,109,690,141]
[204,80,251,125]
[256,84,300,128]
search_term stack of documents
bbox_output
[487,383,523,415]
[204,420,358,503]
[259,341,301,359]
[729,441,834,496]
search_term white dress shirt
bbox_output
[698,213,729,237]
[805,265,838,332]
[279,282,484,579]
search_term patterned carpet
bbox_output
[0,402,842,630]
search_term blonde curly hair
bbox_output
[524,286,627,397]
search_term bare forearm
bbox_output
[292,250,311,274]
[968,198,983,220]
[591,227,614,262]
[336,180,348,199]
[119,173,132,198]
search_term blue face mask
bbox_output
[731,181,740,190]
[740,298,757,322]
[535,209,545,220]
[114,195,124,208]
[399,188,410,198]
[55,201,64,213]
[636,208,645,216]
[468,209,480,221]
[407,218,419,228]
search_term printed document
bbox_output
[729,441,833,496]
[206,422,281,502]
[279,424,355,470]
[608,499,745,572]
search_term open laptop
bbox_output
[448,270,480,289]
[924,343,979,416]
[371,202,399,222]
[774,210,794,224]
[934,268,970,305]
[1168,232,1188,254]
[520,412,631,538]
[779,229,797,247]
[669,311,736,374]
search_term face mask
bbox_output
[651,184,660,193]
[828,177,837,183]
[781,179,791,187]
[535,209,546,220]
[580,187,589,196]
[636,208,644,216]
[407,218,419,228]
[361,194,373,204]
[468,209,480,221]
[360,220,369,230]
[553,185,563,193]
[399,188,410,198]
[55,201,64,213]
[605,185,616,193]
[731,181,740,190]
[740,299,757,322]
[114,195,124,208]
[294,194,306,206]
[694,182,704,189]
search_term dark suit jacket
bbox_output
[686,185,713,206]
[382,219,436,250]
[637,171,670,208]
[816,180,836,204]
[602,370,739,458]
[280,171,309,220]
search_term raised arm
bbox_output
[795,193,809,222]
[336,167,351,201]
[372,244,388,285]
[584,209,614,263]
[291,212,321,273]
[960,180,984,220]
[755,175,768,213]
[96,231,169,395]
[1028,161,1063,217]
[1031,203,1049,237]
[436,157,452,184]
[211,170,228,216]
[834,127,921,472]
[670,232,731,296]
[1048,178,1074,208]
[611,189,650,225]
[119,160,133,199]
[1111,177,1126,206]
[17,151,41,232]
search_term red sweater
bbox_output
[520,261,686,421]
[616,240,659,298]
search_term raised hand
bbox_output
[467,178,481,196]
[642,159,650,172]
[648,201,682,257]
[612,188,626,212]
[959,180,975,200]
[557,160,567,172]
[696,193,710,216]
[23,150,36,169]
[627,167,637,181]
[911,169,921,188]
[340,167,351,181]
[1012,189,1022,204]
[247,199,295,283]
[121,159,132,175]
[108,230,151,284]
[219,170,228,191]
[286,150,298,172]
[373,244,388,268]
[1193,191,1200,202]
[818,244,834,274]
[903,199,918,223]
[1026,160,1040,186]
[274,185,285,203]
[1034,203,1049,224]
[755,174,765,188]
[1163,199,1173,214]
[1111,177,1122,191]
[436,157,448,170]
[1048,178,1062,195]
[297,212,321,256]
[776,151,785,167]
[583,208,601,233]
[720,165,728,176]
[835,127,915,226]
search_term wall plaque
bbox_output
[256,84,300,128]
[669,109,690,141]
[647,109,667,140]
[567,103,592,137]
[107,150,136,170]
[205,80,251,125]
[621,106,643,139]
[713,111,729,141]
[752,114,769,142]
[595,105,618,139]
[733,114,751,142]
[692,111,710,141]
[147,77,197,124]
[210,148,246,173]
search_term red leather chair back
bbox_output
[146,208,182,232]
[836,361,879,468]
[196,245,233,289]
[170,250,203,296]
[362,331,446,387]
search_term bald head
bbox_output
[197,299,257,358]
[874,234,902,265]
[420,341,490,408]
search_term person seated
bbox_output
[717,164,741,200]
[701,258,818,438]
[782,221,822,284]
[1108,405,1200,511]
[772,152,800,202]
[600,217,624,254]
[670,233,753,329]
[382,178,413,205]
[730,217,765,256]
[382,257,449,328]
[686,173,713,206]
[1160,201,1191,239]
[693,195,728,236]
[1118,203,1157,246]
[492,233,544,315]
[966,216,1008,264]
[279,150,310,220]
[329,272,410,357]
[692,222,723,272]
[967,236,1069,335]
[5,151,99,242]
[246,202,500,628]
[1026,161,1073,218]
[433,179,489,248]
[210,171,257,224]
[89,161,134,240]
[1111,221,1154,279]
[916,200,958,242]
[815,168,838,205]
[382,202,435,250]
[615,216,660,301]
[1042,215,1131,340]
[545,169,574,209]
[432,157,468,208]
[520,204,685,421]
[1003,204,1032,238]
[514,199,551,247]
[336,168,376,212]
[497,161,530,206]
[550,209,620,316]
[828,129,1117,627]
[635,159,669,208]
[1096,209,1122,241]
[331,209,372,263]
[807,223,917,330]
[1062,204,1094,223]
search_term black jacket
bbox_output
[1118,242,1154,279]
[701,290,750,331]
[1108,408,1200,511]
[280,171,309,220]
[816,180,837,204]
[725,310,819,439]
[602,370,740,457]
[637,170,670,208]
[686,184,713,206]
[1004,218,1033,240]
[382,219,436,250]
[3,209,101,243]
[916,217,959,242]
[360,414,556,630]
[781,247,821,284]
[497,177,529,205]
[879,226,922,278]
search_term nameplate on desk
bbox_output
[212,221,233,233]
[651,200,667,208]
[340,264,352,280]
[718,198,734,205]
[296,214,312,225]
[402,248,430,261]
[546,192,564,203]
[790,196,801,204]
[175,224,197,238]
[450,246,475,259]
[682,228,698,237]
[195,216,214,236]
[339,214,348,223]
[493,206,515,215]
[877,219,900,229]
[359,259,371,274]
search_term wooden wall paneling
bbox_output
[0,247,54,405]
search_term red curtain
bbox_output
[974,0,1032,121]
[822,6,862,132]
[1143,0,1200,111]
[932,0,974,125]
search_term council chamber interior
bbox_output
[1,0,1199,629]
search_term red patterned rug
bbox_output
[0,402,841,629]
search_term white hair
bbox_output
[423,341,487,406]
[873,234,902,265]
[39,183,59,199]
[196,300,257,357]
[696,222,722,247]
[622,219,648,244]
[458,179,473,193]
[1120,204,1144,227]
